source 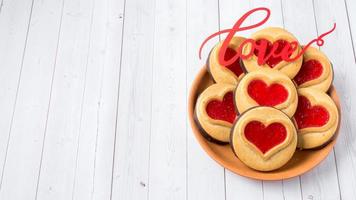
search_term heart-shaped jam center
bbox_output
[294,96,330,129]
[253,39,290,67]
[223,47,244,77]
[294,60,323,85]
[244,121,287,154]
[247,80,288,106]
[206,91,237,123]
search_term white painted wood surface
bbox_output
[0,0,355,199]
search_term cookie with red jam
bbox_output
[195,83,238,144]
[230,107,297,171]
[234,68,298,117]
[293,88,339,149]
[293,46,333,92]
[242,27,303,79]
[208,36,245,85]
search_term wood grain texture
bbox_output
[148,0,187,198]
[282,1,341,200]
[314,0,356,199]
[110,0,155,199]
[34,0,95,198]
[33,0,125,199]
[344,0,356,61]
[219,0,263,199]
[0,0,34,186]
[0,0,64,199]
[71,0,124,199]
[186,0,226,200]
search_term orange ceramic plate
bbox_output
[188,66,341,180]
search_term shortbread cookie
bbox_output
[234,68,298,117]
[293,46,333,92]
[293,88,339,149]
[195,83,238,144]
[242,27,303,79]
[230,107,297,171]
[208,36,245,85]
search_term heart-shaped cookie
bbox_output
[293,88,339,149]
[208,36,245,85]
[230,107,297,171]
[195,83,238,144]
[242,27,302,79]
[293,46,333,92]
[235,68,298,117]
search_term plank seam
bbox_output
[280,0,285,28]
[223,170,227,200]
[311,0,319,37]
[299,176,303,200]
[333,150,342,200]
[280,3,291,199]
[217,1,228,199]
[312,1,342,199]
[343,0,356,62]
[281,181,286,200]
[90,8,106,200]
[108,0,127,197]
[69,0,97,198]
[34,0,66,198]
[261,180,264,200]
[146,0,157,198]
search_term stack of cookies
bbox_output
[195,27,339,171]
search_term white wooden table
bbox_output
[0,0,355,199]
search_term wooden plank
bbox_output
[282,0,317,44]
[299,156,340,200]
[282,178,302,200]
[147,0,187,199]
[70,0,125,199]
[247,1,303,199]
[225,170,263,200]
[32,0,95,199]
[35,0,124,199]
[186,0,226,199]
[344,0,356,60]
[313,0,356,199]
[218,1,263,199]
[219,0,253,38]
[283,1,341,199]
[110,0,155,198]
[0,0,34,186]
[0,0,65,199]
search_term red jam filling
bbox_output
[223,47,244,77]
[206,91,237,124]
[294,60,323,85]
[247,80,288,106]
[294,96,330,129]
[253,39,290,67]
[244,121,287,154]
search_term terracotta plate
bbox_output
[188,66,341,180]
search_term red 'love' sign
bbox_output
[199,7,336,66]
